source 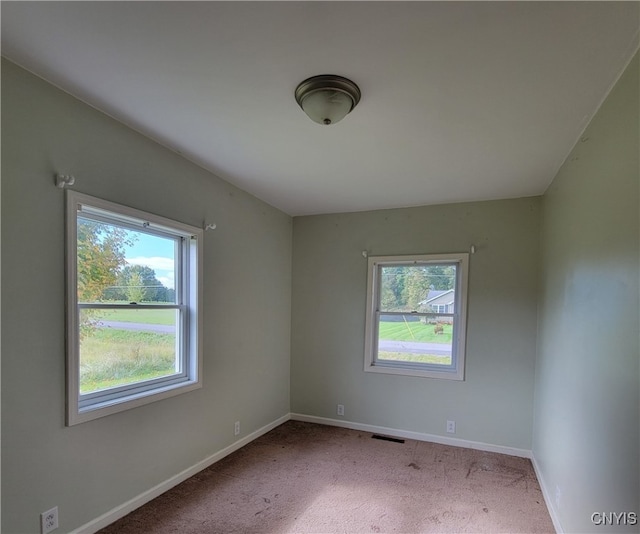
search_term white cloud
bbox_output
[157,275,175,290]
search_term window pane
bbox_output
[377,314,452,366]
[79,308,179,394]
[379,264,457,313]
[77,216,177,304]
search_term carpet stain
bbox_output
[483,507,489,513]
[466,458,530,485]
[408,462,421,470]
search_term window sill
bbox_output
[364,362,464,380]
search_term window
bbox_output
[66,191,202,425]
[364,253,469,380]
[432,304,447,314]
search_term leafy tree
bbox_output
[160,286,176,303]
[126,271,146,303]
[77,220,131,302]
[410,265,456,312]
[113,265,171,302]
[404,267,431,311]
[77,219,133,336]
[380,266,407,311]
[424,265,456,290]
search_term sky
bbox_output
[124,231,175,289]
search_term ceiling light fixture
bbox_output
[295,75,361,126]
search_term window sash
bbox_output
[77,211,184,305]
[77,302,189,405]
[376,311,455,318]
[78,204,189,241]
[78,371,191,410]
[78,303,184,309]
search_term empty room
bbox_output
[1,2,638,534]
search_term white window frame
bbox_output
[66,191,203,425]
[364,253,469,380]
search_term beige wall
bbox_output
[1,60,292,533]
[291,197,541,450]
[534,52,639,532]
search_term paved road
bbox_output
[98,320,175,334]
[378,339,451,356]
[97,322,450,356]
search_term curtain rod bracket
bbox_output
[55,174,75,189]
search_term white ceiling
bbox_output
[2,2,638,216]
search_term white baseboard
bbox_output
[290,413,532,459]
[531,454,563,534]
[72,413,291,534]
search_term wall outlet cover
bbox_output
[41,506,58,534]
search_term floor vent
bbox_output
[371,434,405,444]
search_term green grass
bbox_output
[98,307,175,325]
[78,316,452,394]
[378,320,452,343]
[80,328,176,393]
[378,351,452,365]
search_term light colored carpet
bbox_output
[99,421,554,533]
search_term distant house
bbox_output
[421,289,455,314]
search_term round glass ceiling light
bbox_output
[295,75,361,126]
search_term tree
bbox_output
[399,264,458,311]
[424,265,456,290]
[114,265,170,302]
[77,219,133,336]
[77,220,132,302]
[126,271,146,303]
[380,266,407,311]
[403,267,431,311]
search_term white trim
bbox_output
[290,413,532,459]
[71,414,291,534]
[531,454,562,534]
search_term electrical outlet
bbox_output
[234,421,240,436]
[337,404,345,416]
[446,420,456,434]
[41,506,58,534]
